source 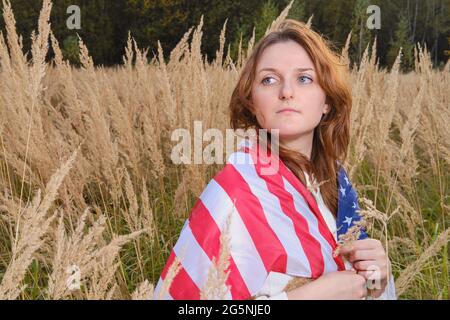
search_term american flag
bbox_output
[153,138,367,300]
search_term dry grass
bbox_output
[0,0,448,299]
[200,202,233,300]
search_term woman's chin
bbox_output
[265,124,312,140]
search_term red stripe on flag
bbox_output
[276,159,345,270]
[214,164,287,274]
[160,250,201,299]
[248,148,324,278]
[188,199,252,299]
[243,144,345,271]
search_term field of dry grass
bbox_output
[0,0,448,299]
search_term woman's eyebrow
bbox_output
[257,67,315,73]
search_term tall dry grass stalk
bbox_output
[0,0,448,299]
[395,227,450,297]
[131,279,154,300]
[200,202,233,300]
[0,146,78,299]
[154,255,182,300]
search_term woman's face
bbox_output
[251,40,330,142]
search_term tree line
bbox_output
[0,0,449,70]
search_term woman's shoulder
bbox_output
[196,140,260,210]
[203,151,254,196]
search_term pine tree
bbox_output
[387,12,414,71]
[254,0,279,42]
[286,0,305,22]
[350,0,373,65]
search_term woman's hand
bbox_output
[286,270,368,300]
[339,238,390,298]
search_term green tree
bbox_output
[387,12,414,71]
[350,0,374,64]
[1,0,449,68]
[124,0,189,58]
[286,0,306,22]
[62,35,80,66]
[254,0,279,42]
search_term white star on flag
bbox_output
[352,201,357,209]
[339,185,346,197]
[344,216,353,226]
[344,176,349,185]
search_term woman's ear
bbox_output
[248,100,258,117]
[323,96,332,114]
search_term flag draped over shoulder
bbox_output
[154,138,367,300]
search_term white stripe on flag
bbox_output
[199,179,267,295]
[229,151,312,277]
[173,221,230,298]
[283,177,338,273]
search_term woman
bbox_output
[154,19,396,300]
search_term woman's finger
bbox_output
[353,260,380,271]
[337,244,354,256]
[348,249,377,263]
[351,238,383,251]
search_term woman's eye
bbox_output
[298,75,312,84]
[262,77,276,85]
[261,76,311,85]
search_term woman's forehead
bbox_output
[256,41,314,71]
[257,66,315,75]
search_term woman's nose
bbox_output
[279,81,294,100]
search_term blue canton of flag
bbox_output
[336,165,368,241]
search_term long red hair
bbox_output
[229,19,352,217]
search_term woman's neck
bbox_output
[279,132,314,161]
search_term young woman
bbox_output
[154,19,396,300]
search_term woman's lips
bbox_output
[277,108,300,114]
